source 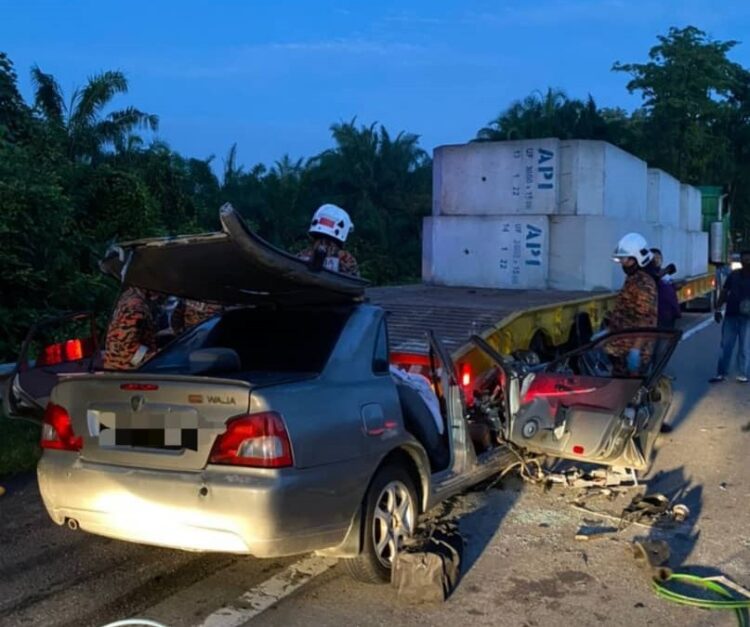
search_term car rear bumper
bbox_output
[37,451,370,557]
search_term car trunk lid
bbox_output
[52,373,252,471]
[100,203,368,306]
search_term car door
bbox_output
[472,328,681,470]
[426,330,477,474]
[3,312,100,422]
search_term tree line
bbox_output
[1,25,749,360]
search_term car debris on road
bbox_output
[391,522,464,604]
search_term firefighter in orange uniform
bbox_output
[297,204,359,277]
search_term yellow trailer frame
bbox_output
[453,272,716,376]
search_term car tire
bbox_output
[343,463,419,584]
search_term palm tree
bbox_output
[310,119,431,275]
[475,88,610,142]
[30,66,158,162]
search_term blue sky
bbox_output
[3,0,750,170]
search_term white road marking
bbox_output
[680,315,715,342]
[196,555,338,627]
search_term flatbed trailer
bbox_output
[369,272,716,379]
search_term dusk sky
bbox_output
[3,0,750,171]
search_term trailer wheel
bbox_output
[343,464,418,584]
[529,330,555,362]
[567,313,593,350]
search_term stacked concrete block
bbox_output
[548,216,630,291]
[687,232,709,277]
[425,139,708,292]
[647,169,681,227]
[559,140,648,221]
[423,216,549,289]
[680,184,703,232]
[432,139,560,216]
[651,226,688,279]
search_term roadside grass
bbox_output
[0,414,40,477]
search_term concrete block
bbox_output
[651,226,688,279]
[432,139,560,216]
[549,216,631,291]
[422,215,549,289]
[647,169,681,226]
[679,185,703,232]
[687,232,709,277]
[559,140,647,220]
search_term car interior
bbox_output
[141,305,353,378]
[389,351,484,473]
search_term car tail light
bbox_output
[37,338,92,366]
[41,403,83,452]
[37,342,63,366]
[209,412,293,468]
[64,339,84,361]
[460,363,471,388]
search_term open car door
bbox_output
[3,312,100,422]
[426,330,476,473]
[472,328,681,470]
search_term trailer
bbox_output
[369,272,715,388]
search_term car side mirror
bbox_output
[188,348,241,375]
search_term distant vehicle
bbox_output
[3,205,680,583]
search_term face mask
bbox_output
[622,263,639,276]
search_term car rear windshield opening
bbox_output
[142,306,352,375]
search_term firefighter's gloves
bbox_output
[714,311,723,324]
[627,348,641,373]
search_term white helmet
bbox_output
[308,204,353,244]
[612,232,653,267]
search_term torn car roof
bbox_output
[100,203,369,306]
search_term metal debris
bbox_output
[571,492,690,531]
[632,540,673,580]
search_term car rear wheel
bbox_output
[343,464,418,584]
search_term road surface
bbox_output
[1,315,748,627]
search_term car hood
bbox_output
[100,203,368,306]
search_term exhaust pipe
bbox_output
[66,518,79,531]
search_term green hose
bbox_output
[652,573,750,627]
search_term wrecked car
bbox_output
[3,204,680,583]
[3,205,516,583]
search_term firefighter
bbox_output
[171,298,223,334]
[103,287,159,370]
[609,233,659,374]
[298,204,360,277]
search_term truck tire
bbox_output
[343,464,419,584]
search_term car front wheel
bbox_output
[343,463,418,584]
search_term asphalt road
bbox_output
[1,315,749,627]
